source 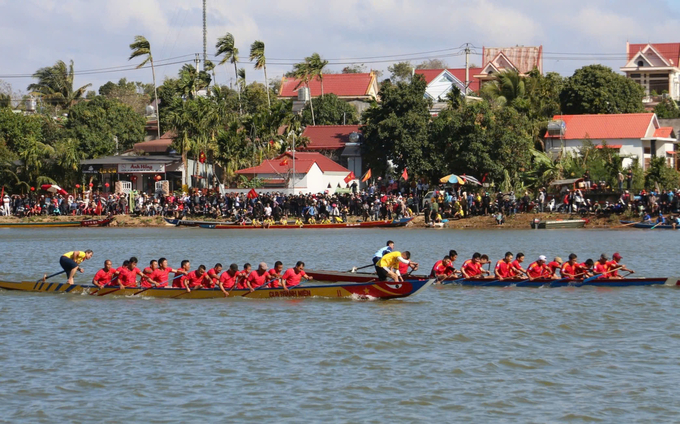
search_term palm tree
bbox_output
[215,32,241,114]
[128,35,161,138]
[292,60,315,125]
[250,40,271,109]
[480,70,525,106]
[307,53,329,97]
[27,60,91,111]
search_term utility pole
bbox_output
[194,53,200,95]
[202,0,207,71]
[464,43,471,96]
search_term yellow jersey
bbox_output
[63,251,87,264]
[378,251,403,269]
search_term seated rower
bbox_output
[580,259,594,278]
[268,261,285,288]
[461,253,490,279]
[399,259,419,278]
[560,253,581,279]
[118,257,149,289]
[593,254,611,279]
[141,260,159,288]
[236,263,252,289]
[245,262,271,292]
[173,260,192,288]
[181,265,210,293]
[448,250,459,268]
[92,260,116,288]
[656,213,666,225]
[218,263,242,297]
[152,258,181,288]
[526,255,548,281]
[281,261,312,290]
[205,263,223,289]
[494,252,515,280]
[430,256,457,282]
[606,252,634,279]
[510,252,528,277]
[642,212,651,223]
[543,257,563,279]
[377,251,415,282]
[294,217,304,226]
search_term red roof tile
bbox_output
[414,68,483,93]
[654,127,674,138]
[628,43,680,66]
[133,139,173,153]
[279,73,375,98]
[300,125,361,150]
[546,113,655,140]
[236,152,349,175]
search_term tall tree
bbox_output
[300,94,358,126]
[480,69,526,106]
[216,32,242,114]
[388,62,413,83]
[415,59,448,69]
[307,53,329,97]
[128,35,161,138]
[27,60,91,111]
[291,58,316,125]
[249,40,271,109]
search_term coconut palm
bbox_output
[27,60,91,111]
[128,35,161,138]
[249,40,271,109]
[480,69,525,106]
[292,60,316,125]
[307,53,329,97]
[215,32,242,114]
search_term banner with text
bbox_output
[118,163,166,174]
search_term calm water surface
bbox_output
[1,227,679,423]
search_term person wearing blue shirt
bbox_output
[372,240,395,265]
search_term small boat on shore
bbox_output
[199,217,413,230]
[0,277,433,300]
[306,269,679,288]
[0,217,112,228]
[530,218,587,229]
[619,220,677,230]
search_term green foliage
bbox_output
[0,108,45,153]
[27,59,92,111]
[98,78,151,115]
[480,70,525,106]
[301,94,358,125]
[361,75,433,178]
[415,59,448,69]
[65,96,146,157]
[342,64,367,74]
[559,64,645,114]
[238,175,265,188]
[645,156,680,189]
[388,62,413,83]
[653,97,680,119]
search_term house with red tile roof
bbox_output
[415,68,483,99]
[544,113,677,170]
[621,42,680,101]
[235,151,357,194]
[474,46,543,84]
[279,72,379,114]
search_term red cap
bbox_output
[613,252,622,260]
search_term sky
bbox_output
[1,0,679,96]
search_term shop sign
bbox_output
[118,163,166,173]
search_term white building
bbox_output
[544,113,677,170]
[621,42,680,100]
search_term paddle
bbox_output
[133,273,183,296]
[89,275,119,296]
[348,263,374,273]
[615,221,638,228]
[37,270,66,283]
[650,221,663,230]
[242,278,279,297]
[581,266,624,284]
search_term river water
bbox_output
[1,227,679,423]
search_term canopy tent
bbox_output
[439,174,482,185]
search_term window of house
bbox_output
[638,60,644,67]
[630,73,641,78]
[439,75,453,83]
[644,147,651,154]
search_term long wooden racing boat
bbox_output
[619,220,677,230]
[164,218,244,227]
[0,217,112,228]
[306,269,680,288]
[199,217,413,229]
[0,277,434,300]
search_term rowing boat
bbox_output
[0,278,434,300]
[199,217,413,230]
[619,220,677,230]
[306,269,680,288]
[0,217,112,228]
[164,218,244,227]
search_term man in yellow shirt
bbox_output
[60,250,93,285]
[377,251,416,282]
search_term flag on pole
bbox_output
[344,171,356,184]
[401,168,408,181]
[94,198,103,216]
[247,188,258,199]
[361,169,372,182]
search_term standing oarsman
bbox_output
[606,252,634,279]
[59,249,93,285]
[281,261,313,291]
[92,260,116,288]
[494,252,514,280]
[218,263,241,297]
[376,251,416,282]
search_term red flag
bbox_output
[361,169,372,182]
[401,168,408,181]
[279,158,289,166]
[344,171,356,184]
[199,152,206,164]
[94,199,102,216]
[247,188,258,199]
[0,186,4,201]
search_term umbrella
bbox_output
[461,175,482,185]
[40,184,68,196]
[440,174,465,184]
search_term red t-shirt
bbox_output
[430,260,455,277]
[594,262,609,278]
[495,261,513,278]
[204,268,220,289]
[172,271,186,288]
[544,261,561,277]
[561,262,579,278]
[526,261,546,279]
[247,270,270,289]
[236,269,250,289]
[282,268,307,287]
[510,260,524,276]
[183,271,206,289]
[268,269,283,288]
[219,271,240,289]
[462,259,482,277]
[152,268,172,287]
[119,267,140,288]
[605,260,620,277]
[94,268,116,286]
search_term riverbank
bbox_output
[0,213,632,229]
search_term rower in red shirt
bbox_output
[152,257,181,288]
[173,260,191,288]
[92,260,117,288]
[543,257,563,279]
[560,253,580,279]
[118,257,148,288]
[204,263,223,289]
[218,263,242,296]
[526,255,548,280]
[593,254,610,279]
[461,253,489,278]
[245,262,272,292]
[181,265,209,293]
[430,256,456,282]
[268,261,284,288]
[494,252,514,280]
[281,261,313,290]
[579,259,594,278]
[607,252,634,279]
[510,253,527,277]
[236,263,252,289]
[141,260,159,288]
